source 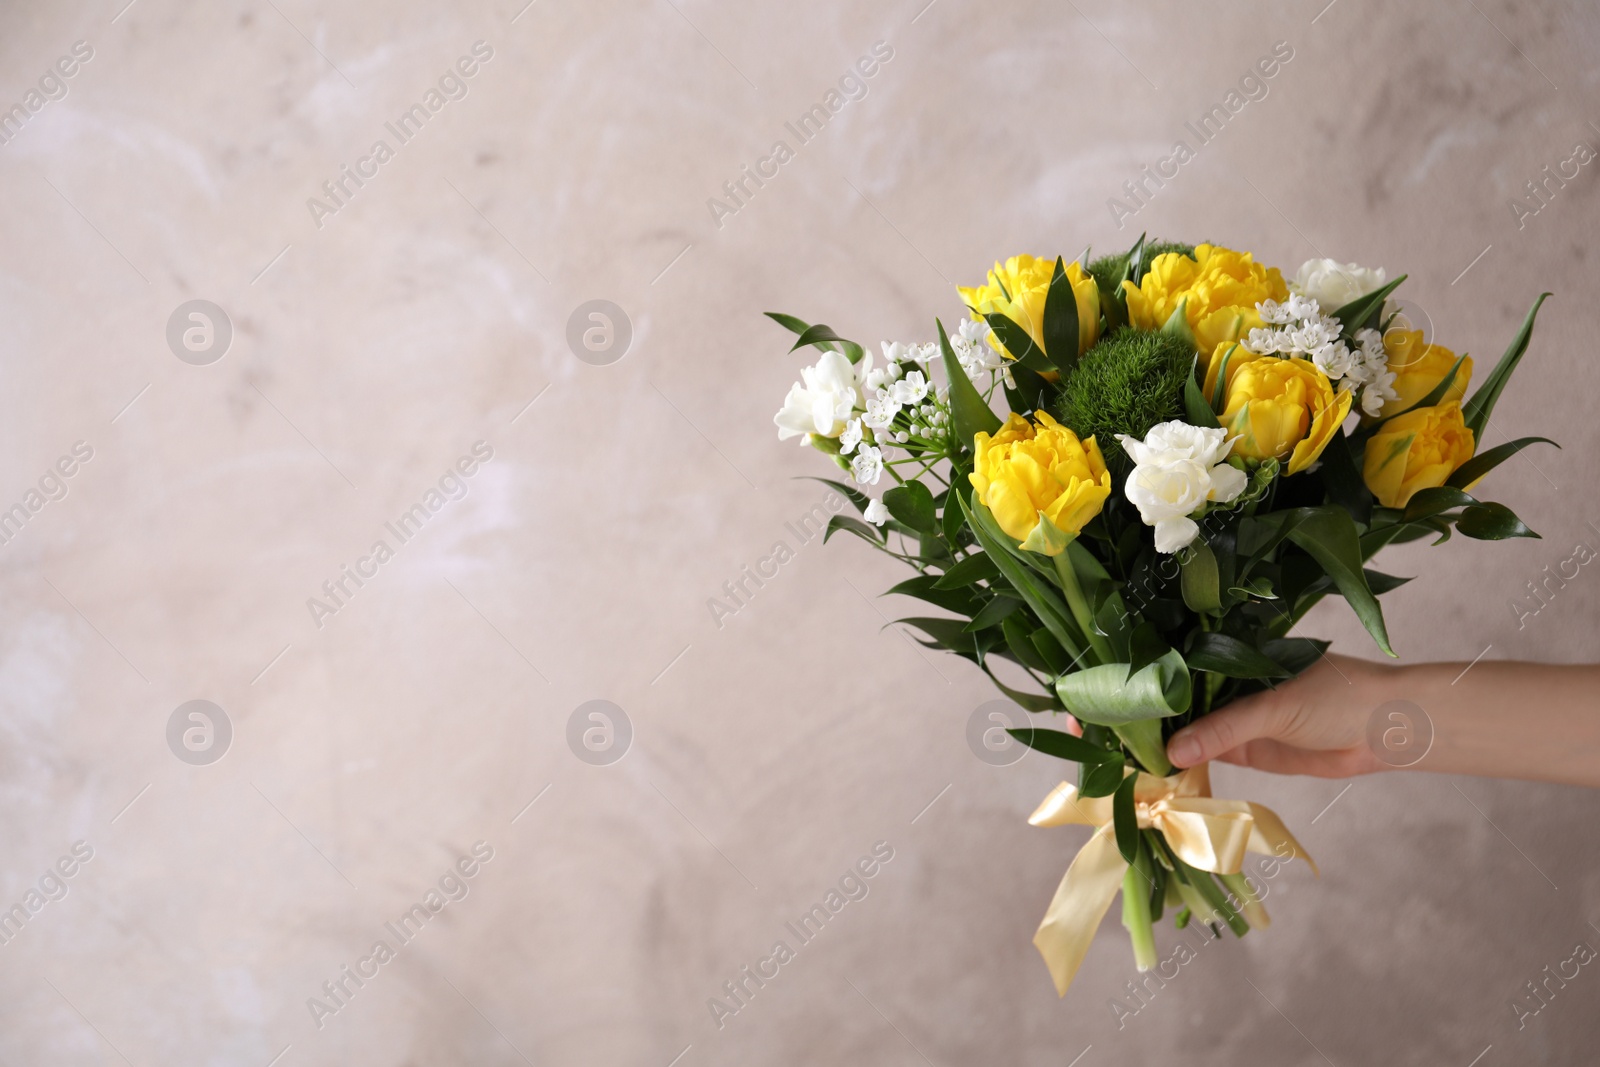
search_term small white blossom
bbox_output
[851,444,884,486]
[773,349,871,442]
[839,418,863,455]
[892,370,929,405]
[862,389,901,430]
[863,498,889,526]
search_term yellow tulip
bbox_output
[1123,244,1289,375]
[970,412,1111,552]
[1378,329,1472,419]
[1363,402,1476,509]
[959,255,1100,363]
[1217,356,1352,475]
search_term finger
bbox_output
[1215,739,1371,779]
[1065,715,1082,738]
[1167,691,1290,768]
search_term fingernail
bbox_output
[1169,734,1200,766]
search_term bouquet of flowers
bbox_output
[767,238,1553,995]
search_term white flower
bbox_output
[1257,299,1294,326]
[773,350,867,441]
[839,418,863,455]
[1121,420,1235,469]
[892,370,928,405]
[1116,421,1247,554]
[881,341,910,365]
[863,498,889,526]
[1292,259,1386,313]
[862,389,901,430]
[1310,341,1355,382]
[851,444,884,486]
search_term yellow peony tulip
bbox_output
[970,412,1111,552]
[959,255,1100,363]
[1123,244,1289,373]
[1363,401,1476,509]
[1377,329,1472,419]
[1217,356,1353,475]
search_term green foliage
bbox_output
[1056,328,1193,471]
[1086,239,1195,298]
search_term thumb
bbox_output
[1167,689,1290,768]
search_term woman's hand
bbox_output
[1165,654,1393,778]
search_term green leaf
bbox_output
[1031,627,1074,675]
[934,553,999,589]
[884,575,980,615]
[938,318,1003,448]
[1002,616,1051,673]
[1183,359,1220,428]
[1007,727,1117,765]
[1127,622,1173,682]
[1056,649,1193,726]
[1080,757,1127,798]
[894,617,978,656]
[1402,486,1476,523]
[1185,632,1290,679]
[823,513,884,547]
[1462,293,1551,441]
[1019,511,1071,555]
[1362,569,1413,595]
[1316,430,1373,525]
[1159,298,1198,352]
[1445,436,1559,489]
[982,312,1050,373]
[1209,343,1242,412]
[801,476,870,514]
[883,482,937,533]
[1042,255,1081,375]
[1283,507,1396,657]
[1179,543,1221,614]
[979,671,1060,711]
[961,491,1085,659]
[1113,771,1140,864]
[1329,275,1406,337]
[1457,501,1540,540]
[1260,637,1330,676]
[764,311,814,339]
[787,322,865,363]
[965,594,1024,631]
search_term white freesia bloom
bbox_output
[1293,259,1387,312]
[863,498,889,526]
[774,349,868,442]
[1117,421,1247,554]
[851,444,884,486]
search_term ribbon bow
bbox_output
[1027,763,1315,996]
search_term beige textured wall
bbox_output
[2,1,1598,1064]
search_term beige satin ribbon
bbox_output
[1028,763,1315,996]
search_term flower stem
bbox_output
[1114,718,1174,776]
[1052,550,1114,664]
[1122,843,1159,972]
